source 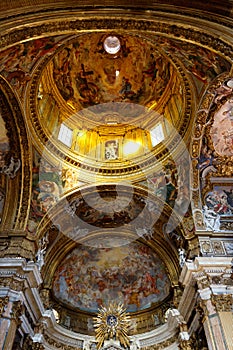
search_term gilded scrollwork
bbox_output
[211,294,233,312]
[178,322,192,350]
[193,210,205,229]
[191,189,200,207]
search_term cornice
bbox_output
[0,1,233,26]
[0,11,233,55]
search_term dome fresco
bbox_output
[51,33,172,111]
[52,241,171,313]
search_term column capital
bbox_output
[0,296,9,317]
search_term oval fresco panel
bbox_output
[52,241,171,312]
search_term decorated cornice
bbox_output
[0,3,233,43]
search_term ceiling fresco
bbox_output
[52,241,171,313]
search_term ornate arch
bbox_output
[0,77,32,232]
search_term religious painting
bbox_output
[203,186,230,230]
[196,135,217,190]
[104,140,119,160]
[205,186,233,216]
[197,143,215,172]
[52,241,171,313]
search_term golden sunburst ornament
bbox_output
[94,303,131,349]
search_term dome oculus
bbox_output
[103,36,121,54]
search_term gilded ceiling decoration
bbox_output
[0,5,233,345]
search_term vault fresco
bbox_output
[0,35,69,96]
[52,241,170,312]
[138,158,190,216]
[156,36,231,84]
